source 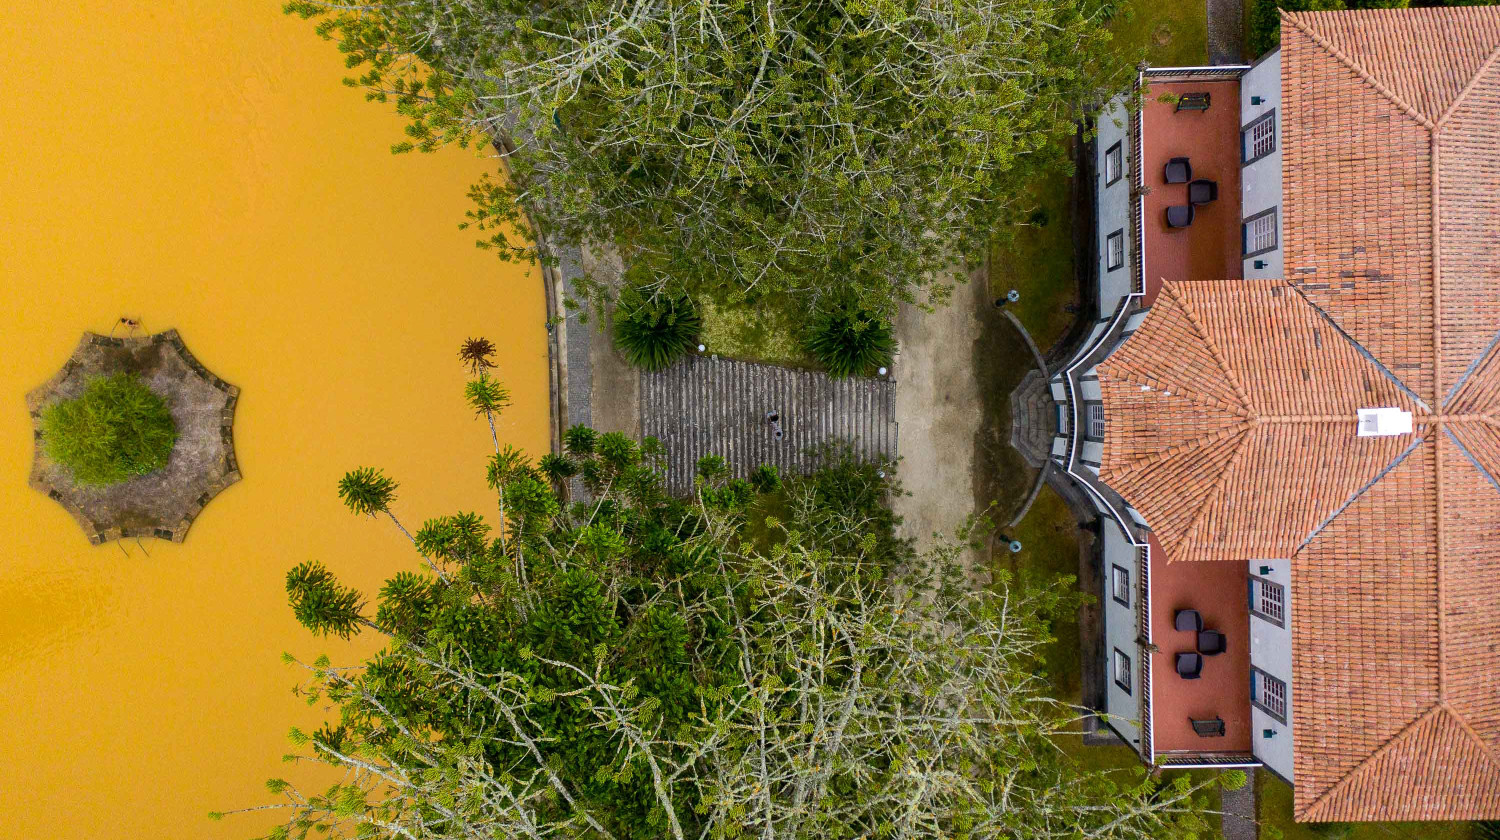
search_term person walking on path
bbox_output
[766,410,784,441]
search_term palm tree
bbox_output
[458,337,498,376]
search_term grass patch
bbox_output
[1257,770,1475,840]
[1110,0,1210,68]
[697,296,819,369]
[989,171,1078,355]
[997,485,1085,700]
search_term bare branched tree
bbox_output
[283,0,1132,315]
[227,436,1229,840]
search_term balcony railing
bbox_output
[1156,752,1261,768]
[1129,77,1146,297]
[1137,544,1153,762]
[1143,65,1250,82]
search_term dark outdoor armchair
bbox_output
[1166,205,1194,228]
[1198,629,1227,656]
[1176,652,1203,680]
[1174,609,1203,632]
[1189,179,1219,205]
[1164,157,1192,184]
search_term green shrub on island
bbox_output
[612,286,701,371]
[802,300,896,378]
[41,373,177,487]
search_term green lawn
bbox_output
[998,485,1085,699]
[1110,0,1211,68]
[989,171,1079,355]
[1257,771,1476,840]
[696,296,820,369]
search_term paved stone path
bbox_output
[1208,0,1246,65]
[1221,775,1259,840]
[641,356,898,496]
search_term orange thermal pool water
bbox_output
[0,2,548,836]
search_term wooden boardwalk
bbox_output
[641,356,899,496]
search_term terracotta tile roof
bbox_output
[1284,8,1500,125]
[1095,8,1500,822]
[1280,12,1436,404]
[1097,280,1420,563]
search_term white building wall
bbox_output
[1096,98,1134,317]
[1102,518,1142,748]
[1249,557,1295,781]
[1240,50,1283,280]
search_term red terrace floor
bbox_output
[1140,80,1245,306]
[1149,535,1253,755]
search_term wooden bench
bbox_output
[1176,92,1211,111]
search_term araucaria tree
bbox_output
[231,385,1227,838]
[284,0,1129,314]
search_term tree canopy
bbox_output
[231,369,1228,839]
[285,0,1130,315]
[41,372,178,487]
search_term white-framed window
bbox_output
[1250,576,1285,627]
[1105,141,1123,186]
[1106,229,1125,272]
[1252,667,1288,723]
[1111,564,1130,607]
[1113,648,1132,694]
[1087,403,1106,440]
[1244,208,1277,257]
[1242,111,1276,164]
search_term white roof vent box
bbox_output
[1357,407,1413,437]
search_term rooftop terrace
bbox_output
[1148,535,1253,757]
[1140,80,1244,306]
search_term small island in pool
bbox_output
[27,330,240,544]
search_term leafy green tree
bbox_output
[284,0,1131,316]
[41,372,178,487]
[231,385,1225,839]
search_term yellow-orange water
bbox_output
[0,2,548,836]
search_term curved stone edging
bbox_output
[1002,310,1048,378]
[26,329,241,545]
[1001,311,1052,529]
[491,136,568,455]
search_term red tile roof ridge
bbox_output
[1435,413,1449,698]
[1099,420,1250,484]
[1180,424,1258,553]
[1097,364,1254,419]
[1435,40,1500,129]
[1442,700,1500,786]
[1297,704,1442,821]
[1282,9,1437,130]
[1161,281,1256,412]
[1297,703,1500,821]
[1433,43,1500,409]
[1433,130,1446,408]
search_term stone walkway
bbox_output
[1221,775,1259,840]
[641,356,898,496]
[890,265,988,556]
[1208,0,1246,65]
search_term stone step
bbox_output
[642,356,900,496]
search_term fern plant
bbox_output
[41,373,178,486]
[802,300,896,378]
[612,287,701,372]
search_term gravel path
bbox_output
[1208,0,1246,65]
